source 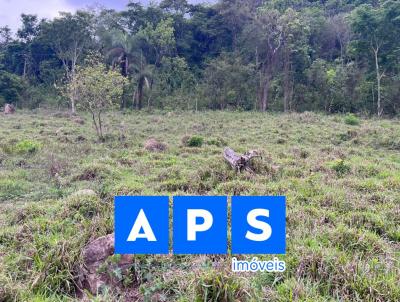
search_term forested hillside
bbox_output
[0,0,400,115]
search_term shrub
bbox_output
[3,139,42,155]
[195,270,246,302]
[329,159,351,177]
[184,135,204,147]
[344,114,360,126]
[207,137,226,147]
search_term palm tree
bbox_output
[103,29,153,109]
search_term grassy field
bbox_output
[0,110,399,301]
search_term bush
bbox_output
[183,135,204,147]
[329,159,351,177]
[344,114,360,126]
[195,270,246,302]
[2,139,42,155]
[14,140,42,154]
[207,137,226,147]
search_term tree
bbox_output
[243,8,283,111]
[201,53,256,110]
[138,18,176,67]
[0,26,12,47]
[17,14,39,79]
[68,54,127,141]
[134,18,176,108]
[41,11,94,114]
[330,13,351,66]
[0,69,24,106]
[280,8,309,112]
[351,2,400,116]
[155,56,194,109]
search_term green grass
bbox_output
[344,113,360,126]
[0,110,399,301]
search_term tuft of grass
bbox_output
[206,137,226,147]
[328,159,351,177]
[344,113,360,126]
[2,139,42,155]
[194,270,248,302]
[14,140,42,154]
[183,135,204,147]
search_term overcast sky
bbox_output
[0,0,211,32]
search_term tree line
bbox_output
[0,0,399,116]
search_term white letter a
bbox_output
[127,209,157,242]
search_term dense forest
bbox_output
[0,0,399,115]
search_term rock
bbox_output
[78,233,135,296]
[144,138,167,152]
[72,116,85,125]
[4,104,15,114]
[82,234,114,269]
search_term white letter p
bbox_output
[187,209,213,241]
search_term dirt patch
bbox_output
[144,138,167,152]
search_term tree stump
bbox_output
[223,147,261,173]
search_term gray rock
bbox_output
[4,104,15,114]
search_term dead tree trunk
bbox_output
[223,147,261,173]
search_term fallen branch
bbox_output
[223,147,261,173]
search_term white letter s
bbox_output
[245,209,272,241]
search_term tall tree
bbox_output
[17,14,39,78]
[351,1,400,116]
[280,8,309,112]
[41,11,94,113]
[244,8,283,111]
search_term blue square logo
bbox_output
[231,196,286,254]
[173,196,227,254]
[115,196,169,254]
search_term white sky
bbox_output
[0,0,213,33]
[0,0,76,32]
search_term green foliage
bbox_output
[0,69,24,105]
[201,53,257,110]
[68,53,128,140]
[329,159,351,177]
[2,139,42,155]
[194,270,246,302]
[344,113,360,125]
[14,140,42,154]
[0,178,29,200]
[0,0,399,114]
[184,135,204,147]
